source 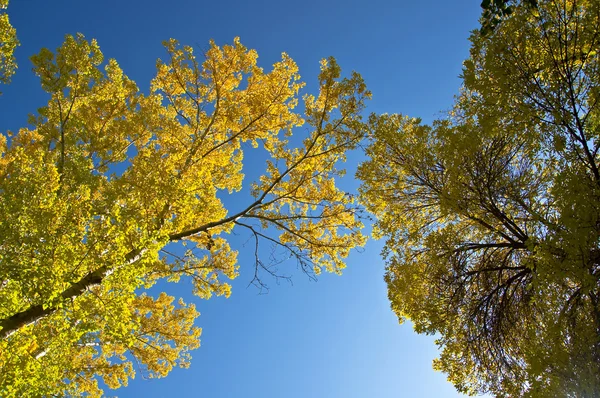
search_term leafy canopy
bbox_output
[359,0,600,396]
[0,32,369,396]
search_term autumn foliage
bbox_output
[0,0,17,88]
[0,26,369,397]
[359,0,600,396]
[3,0,600,397]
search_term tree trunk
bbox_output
[0,248,144,339]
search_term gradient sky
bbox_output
[1,1,486,397]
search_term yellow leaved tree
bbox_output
[359,0,600,396]
[0,32,369,396]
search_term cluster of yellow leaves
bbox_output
[359,0,600,396]
[0,32,369,396]
[0,0,17,88]
[1,290,200,397]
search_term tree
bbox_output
[0,0,18,88]
[0,33,370,396]
[358,0,600,396]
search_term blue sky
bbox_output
[1,1,484,397]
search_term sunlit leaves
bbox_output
[0,34,368,396]
[0,0,17,88]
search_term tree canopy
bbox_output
[359,0,600,396]
[0,32,369,396]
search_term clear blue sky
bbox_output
[1,1,485,397]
